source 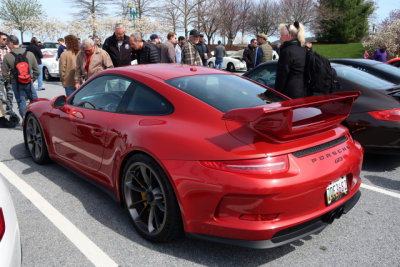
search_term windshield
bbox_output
[333,65,395,90]
[165,74,286,112]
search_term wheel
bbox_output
[227,63,236,72]
[24,114,50,164]
[43,67,51,81]
[208,61,215,68]
[122,154,182,242]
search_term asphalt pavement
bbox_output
[0,80,399,266]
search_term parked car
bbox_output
[387,58,400,68]
[330,58,400,84]
[207,50,247,72]
[42,42,58,49]
[0,174,21,267]
[23,64,363,248]
[244,61,400,154]
[41,49,59,81]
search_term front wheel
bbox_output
[227,63,236,72]
[24,114,50,164]
[43,67,51,81]
[208,61,215,68]
[122,154,182,242]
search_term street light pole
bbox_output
[128,1,139,29]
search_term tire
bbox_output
[227,63,236,72]
[24,114,50,164]
[208,61,215,68]
[121,154,182,242]
[43,67,51,81]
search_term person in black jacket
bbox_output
[274,21,307,99]
[242,39,257,70]
[103,23,132,67]
[130,33,160,64]
[26,37,44,91]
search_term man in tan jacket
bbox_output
[75,38,113,90]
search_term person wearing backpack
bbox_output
[274,22,307,99]
[2,35,39,118]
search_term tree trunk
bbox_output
[20,32,24,43]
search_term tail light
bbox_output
[368,109,400,121]
[200,155,289,175]
[0,208,5,242]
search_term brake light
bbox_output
[200,155,289,175]
[368,109,400,121]
[0,208,5,242]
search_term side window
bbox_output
[70,75,132,112]
[122,82,173,115]
[246,64,277,88]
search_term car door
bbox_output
[49,75,133,172]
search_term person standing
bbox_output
[255,33,273,66]
[0,32,13,110]
[57,38,66,60]
[26,37,44,91]
[213,41,226,69]
[181,29,203,66]
[59,35,80,97]
[130,33,161,64]
[175,36,185,64]
[103,23,132,67]
[373,44,388,62]
[2,35,39,118]
[196,34,210,66]
[274,21,307,99]
[161,32,177,63]
[74,38,113,90]
[242,39,257,71]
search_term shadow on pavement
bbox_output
[362,154,400,172]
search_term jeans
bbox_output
[64,86,75,97]
[12,82,37,117]
[215,58,223,70]
[33,64,43,91]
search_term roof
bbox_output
[101,64,229,81]
[331,58,383,66]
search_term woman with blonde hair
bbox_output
[274,21,308,99]
[59,35,80,96]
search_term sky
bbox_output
[15,0,400,42]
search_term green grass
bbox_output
[312,43,364,59]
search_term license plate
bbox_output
[326,176,348,206]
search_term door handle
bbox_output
[91,128,104,137]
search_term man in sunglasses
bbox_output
[0,32,13,110]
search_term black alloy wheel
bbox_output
[122,154,182,242]
[24,114,50,164]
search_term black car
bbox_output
[330,58,400,84]
[243,61,400,154]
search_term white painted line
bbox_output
[361,183,400,199]
[0,162,118,267]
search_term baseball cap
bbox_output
[189,29,200,37]
[150,34,160,40]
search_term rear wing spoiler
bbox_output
[222,92,360,142]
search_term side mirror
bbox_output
[52,95,66,109]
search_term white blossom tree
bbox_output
[363,19,400,58]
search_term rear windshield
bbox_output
[333,65,395,90]
[371,62,400,75]
[165,74,286,112]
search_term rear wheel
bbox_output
[227,63,236,72]
[24,114,50,164]
[208,61,215,68]
[122,154,182,242]
[43,67,51,81]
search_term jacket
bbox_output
[181,41,202,65]
[74,46,113,84]
[103,34,132,67]
[274,39,307,99]
[59,50,77,87]
[160,40,176,63]
[2,47,39,83]
[26,44,43,65]
[132,42,160,64]
[214,45,226,59]
[196,42,210,66]
[243,44,256,69]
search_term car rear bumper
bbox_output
[188,190,361,248]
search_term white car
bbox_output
[207,50,247,72]
[0,174,21,267]
[41,49,59,81]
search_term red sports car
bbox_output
[23,64,363,248]
[387,58,400,68]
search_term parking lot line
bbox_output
[361,184,400,199]
[0,162,118,267]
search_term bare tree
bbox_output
[217,0,244,46]
[158,0,181,33]
[278,0,317,26]
[170,0,204,38]
[191,0,218,44]
[247,0,280,37]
